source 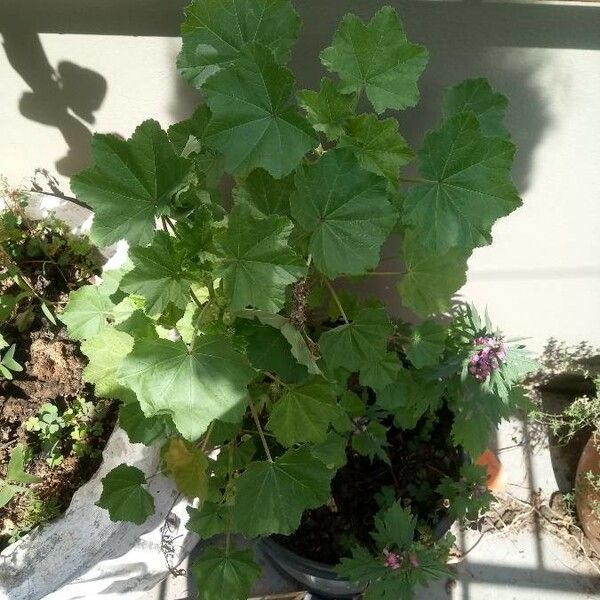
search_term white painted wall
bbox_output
[1,1,599,352]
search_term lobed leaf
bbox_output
[178,0,300,88]
[120,232,191,316]
[266,377,341,446]
[203,45,316,178]
[319,307,392,373]
[402,112,521,253]
[118,335,255,441]
[297,78,355,140]
[214,205,305,312]
[71,120,192,247]
[232,446,334,536]
[320,7,428,114]
[290,149,397,278]
[191,546,261,600]
[97,463,155,524]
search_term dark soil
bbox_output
[0,211,112,549]
[277,406,462,565]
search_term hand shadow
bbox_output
[2,23,107,177]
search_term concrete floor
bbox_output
[142,392,600,600]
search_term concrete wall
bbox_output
[1,0,599,352]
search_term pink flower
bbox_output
[383,549,401,570]
[469,336,507,382]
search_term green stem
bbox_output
[206,278,216,300]
[265,371,288,388]
[188,300,211,352]
[399,176,428,184]
[189,287,204,310]
[324,278,349,325]
[200,421,214,453]
[248,396,273,463]
[366,270,406,276]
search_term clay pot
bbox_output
[575,430,600,554]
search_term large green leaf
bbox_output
[242,321,308,383]
[444,78,509,138]
[118,335,256,441]
[163,438,209,499]
[359,352,403,391]
[372,502,416,550]
[402,112,521,253]
[203,45,316,177]
[405,320,447,368]
[81,326,135,401]
[340,114,413,183]
[319,307,392,372]
[97,463,155,524]
[376,368,442,430]
[120,232,191,316]
[232,169,294,217]
[297,78,355,140]
[214,205,305,312]
[449,379,509,456]
[60,285,116,341]
[290,149,396,278]
[352,421,389,464]
[267,378,340,446]
[232,446,333,536]
[168,105,225,188]
[191,547,261,600]
[320,7,428,114]
[187,502,232,539]
[178,0,300,89]
[237,309,321,375]
[398,232,470,317]
[71,120,191,247]
[119,401,171,445]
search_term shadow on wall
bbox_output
[0,16,107,178]
[2,0,600,190]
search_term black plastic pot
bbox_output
[257,537,363,599]
[258,512,455,599]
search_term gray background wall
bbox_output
[1,0,599,352]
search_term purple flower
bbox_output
[469,336,507,382]
[383,549,401,570]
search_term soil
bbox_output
[0,211,112,549]
[277,405,462,565]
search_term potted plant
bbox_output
[532,356,600,555]
[0,185,195,600]
[59,2,535,599]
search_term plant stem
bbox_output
[189,287,204,310]
[399,176,428,184]
[324,278,349,325]
[366,270,406,276]
[206,278,216,300]
[200,421,214,453]
[248,396,273,463]
[264,371,287,388]
[188,299,211,352]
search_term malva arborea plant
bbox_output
[58,1,535,599]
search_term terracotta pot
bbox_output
[575,430,600,554]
